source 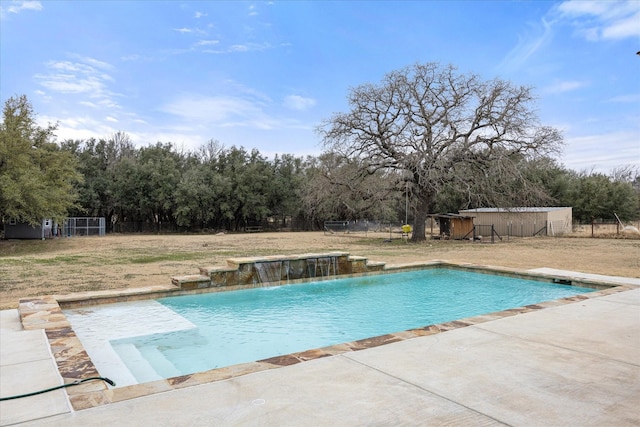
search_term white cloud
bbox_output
[557,0,640,40]
[34,58,117,109]
[33,89,51,102]
[33,55,124,139]
[544,80,589,94]
[36,73,102,94]
[200,42,273,54]
[159,94,279,129]
[79,101,99,108]
[563,130,640,173]
[157,87,314,137]
[222,79,273,103]
[2,0,42,16]
[230,42,271,53]
[608,93,640,103]
[77,55,114,71]
[173,27,207,36]
[500,1,639,72]
[229,44,250,52]
[194,11,207,19]
[498,17,555,72]
[283,95,317,111]
[120,54,154,62]
[602,10,640,39]
[195,39,219,46]
[40,114,118,142]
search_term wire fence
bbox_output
[323,220,412,236]
[63,217,106,237]
[571,220,640,238]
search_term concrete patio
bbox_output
[1,270,639,426]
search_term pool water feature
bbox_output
[64,268,595,387]
[253,257,339,284]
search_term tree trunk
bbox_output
[411,193,431,242]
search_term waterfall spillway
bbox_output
[306,259,317,278]
[306,257,337,278]
[317,257,336,276]
[253,261,283,285]
[252,256,341,286]
[173,252,388,292]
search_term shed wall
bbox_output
[5,220,46,239]
[458,208,572,237]
[545,208,572,236]
[450,218,474,239]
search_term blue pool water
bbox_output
[108,269,593,382]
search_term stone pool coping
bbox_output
[16,259,633,411]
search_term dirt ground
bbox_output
[1,231,639,309]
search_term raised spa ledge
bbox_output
[365,261,386,272]
[171,274,212,290]
[196,266,239,288]
[171,252,389,291]
[225,252,351,266]
[199,265,237,275]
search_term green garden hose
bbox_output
[0,377,115,401]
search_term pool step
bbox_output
[138,346,182,379]
[112,343,180,383]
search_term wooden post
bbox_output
[614,212,623,234]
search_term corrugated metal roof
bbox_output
[428,213,474,218]
[458,207,571,213]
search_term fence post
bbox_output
[591,220,594,238]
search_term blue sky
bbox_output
[1,0,639,173]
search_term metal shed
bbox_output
[4,219,57,239]
[458,207,572,237]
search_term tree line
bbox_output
[2,64,639,237]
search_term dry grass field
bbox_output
[1,231,639,310]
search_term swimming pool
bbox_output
[64,268,594,387]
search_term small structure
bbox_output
[428,214,475,240]
[63,217,106,237]
[4,217,106,239]
[4,219,59,239]
[458,207,572,237]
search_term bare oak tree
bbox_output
[318,63,563,241]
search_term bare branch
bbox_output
[317,62,564,241]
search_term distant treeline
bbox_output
[60,134,640,233]
[4,95,638,236]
